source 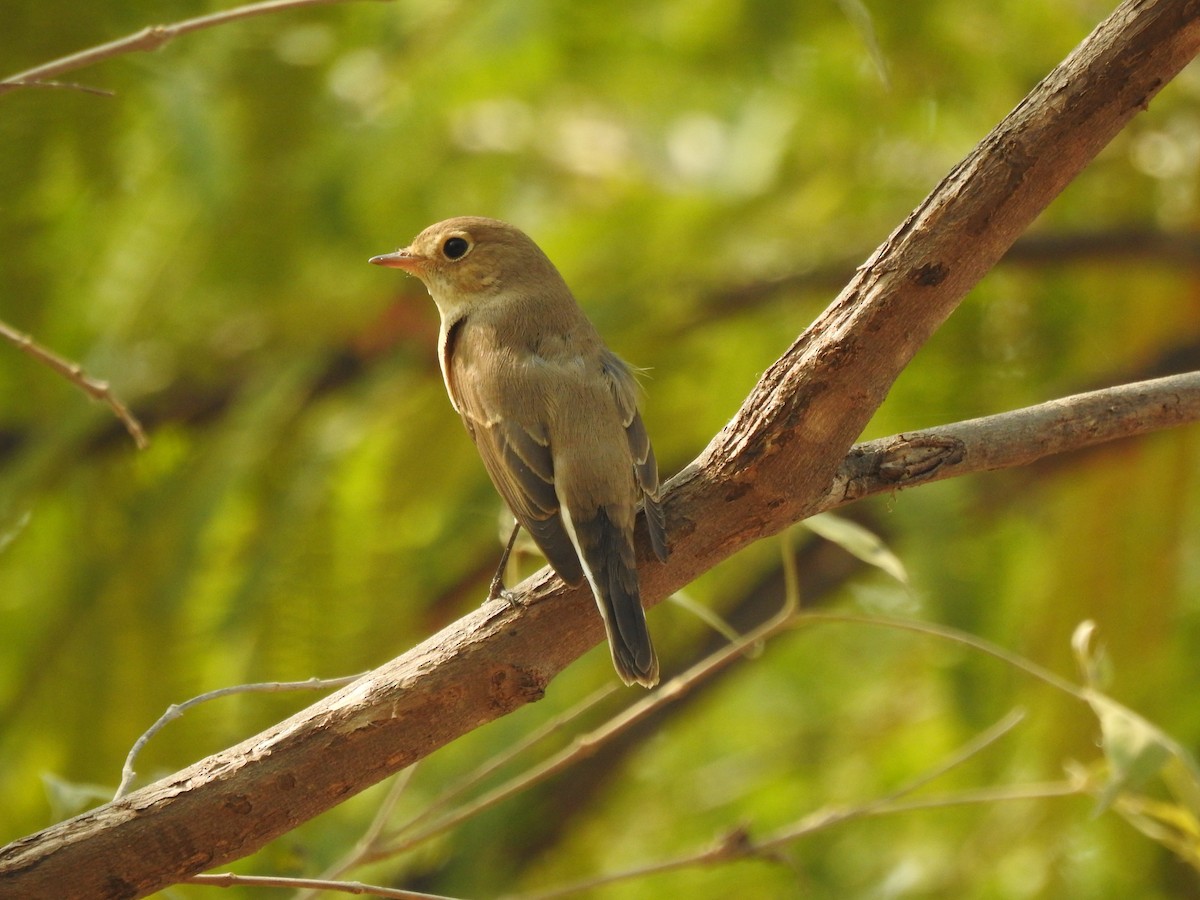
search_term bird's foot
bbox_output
[487,576,521,609]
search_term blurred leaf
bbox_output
[0,509,31,555]
[803,512,909,585]
[1087,690,1200,818]
[1113,776,1200,872]
[836,0,890,88]
[40,773,112,821]
[668,589,757,652]
[1071,618,1112,689]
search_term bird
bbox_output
[370,216,669,687]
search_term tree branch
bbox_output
[2,0,1198,896]
[0,321,148,450]
[822,371,1200,509]
[0,0,389,95]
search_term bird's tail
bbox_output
[565,507,659,688]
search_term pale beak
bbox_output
[369,249,420,271]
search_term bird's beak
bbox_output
[369,249,421,271]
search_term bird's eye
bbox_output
[442,236,471,260]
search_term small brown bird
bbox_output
[370,217,669,687]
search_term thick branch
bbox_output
[2,1,1198,897]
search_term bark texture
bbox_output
[3,1,1200,896]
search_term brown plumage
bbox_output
[370,217,669,687]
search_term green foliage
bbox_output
[4,0,1200,896]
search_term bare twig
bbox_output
[300,685,619,895]
[186,871,458,899]
[115,673,366,799]
[294,768,419,900]
[761,780,1088,852]
[0,0,391,95]
[216,616,1096,899]
[2,80,115,97]
[384,685,617,841]
[0,320,148,449]
[372,597,799,862]
[520,710,1061,899]
[797,613,1088,700]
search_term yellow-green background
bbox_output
[3,1,1200,896]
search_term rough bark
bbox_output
[3,1,1199,896]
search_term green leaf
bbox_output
[1087,691,1195,815]
[40,773,112,821]
[803,513,908,585]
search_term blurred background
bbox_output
[3,0,1200,896]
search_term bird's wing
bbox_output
[450,348,585,587]
[601,352,670,563]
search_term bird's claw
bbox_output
[489,585,523,614]
[487,578,521,609]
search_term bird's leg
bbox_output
[488,521,522,607]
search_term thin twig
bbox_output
[115,673,366,799]
[2,80,115,97]
[315,583,786,882]
[372,600,800,862]
[187,871,460,899]
[859,708,1029,810]
[293,768,419,900]
[0,320,148,449]
[385,684,618,842]
[520,710,1064,899]
[0,0,391,95]
[797,613,1089,701]
[753,781,1087,858]
[302,684,618,894]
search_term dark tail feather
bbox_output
[572,508,659,688]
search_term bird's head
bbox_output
[370,216,562,317]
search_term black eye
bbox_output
[442,236,470,260]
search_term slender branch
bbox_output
[375,598,796,861]
[521,711,1057,900]
[0,320,148,449]
[2,81,115,97]
[0,0,390,95]
[2,2,1197,896]
[820,371,1200,512]
[294,767,418,900]
[527,780,1086,900]
[379,685,617,846]
[797,613,1090,702]
[185,872,456,899]
[115,674,366,800]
